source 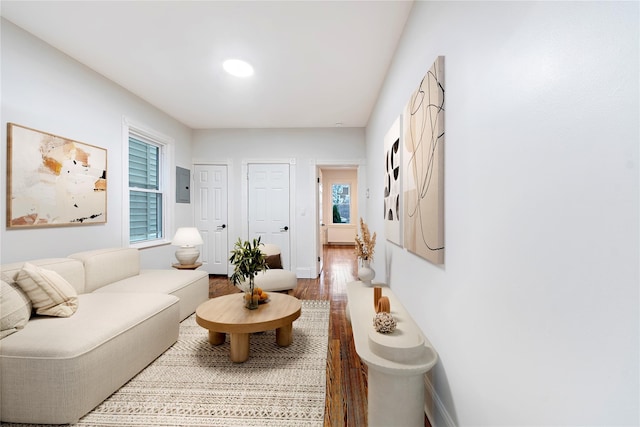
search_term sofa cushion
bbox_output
[0,279,32,338]
[1,258,86,294]
[94,269,209,320]
[260,243,281,257]
[0,292,178,358]
[265,254,283,269]
[15,263,78,317]
[68,248,140,292]
[261,244,283,269]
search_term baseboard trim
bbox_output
[295,267,313,279]
[424,375,457,427]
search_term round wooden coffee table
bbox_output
[195,292,302,363]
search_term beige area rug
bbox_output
[4,300,330,427]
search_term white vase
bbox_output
[358,259,375,286]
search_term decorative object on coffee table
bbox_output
[355,217,377,285]
[229,237,268,310]
[172,227,204,265]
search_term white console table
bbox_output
[346,281,438,427]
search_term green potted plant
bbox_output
[229,237,268,309]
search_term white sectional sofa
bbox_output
[0,247,209,424]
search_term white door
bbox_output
[194,164,228,275]
[248,163,290,269]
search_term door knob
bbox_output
[217,224,226,230]
[280,226,289,232]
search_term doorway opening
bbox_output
[316,165,361,277]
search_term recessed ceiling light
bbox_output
[223,59,254,77]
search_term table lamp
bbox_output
[172,227,204,265]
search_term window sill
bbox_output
[130,239,172,250]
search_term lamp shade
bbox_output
[172,227,203,247]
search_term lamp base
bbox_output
[175,246,200,265]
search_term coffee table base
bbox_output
[230,333,250,362]
[209,326,294,363]
[209,331,225,345]
[275,324,293,346]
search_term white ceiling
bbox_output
[1,1,413,129]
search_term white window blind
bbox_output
[128,135,163,243]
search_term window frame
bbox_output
[122,118,174,249]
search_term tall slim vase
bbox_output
[244,279,259,309]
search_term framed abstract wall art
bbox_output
[383,116,402,246]
[6,123,107,228]
[402,56,445,264]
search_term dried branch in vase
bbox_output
[354,217,377,261]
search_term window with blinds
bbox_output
[129,136,163,243]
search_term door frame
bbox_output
[241,158,297,274]
[313,159,365,277]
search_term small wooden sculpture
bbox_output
[376,296,390,313]
[373,287,382,309]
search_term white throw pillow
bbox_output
[15,262,78,317]
[0,279,32,338]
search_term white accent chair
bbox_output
[253,244,297,294]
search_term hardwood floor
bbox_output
[208,245,431,427]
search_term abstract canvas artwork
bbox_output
[402,56,445,264]
[383,116,402,246]
[7,123,107,228]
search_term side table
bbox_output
[172,262,202,270]
[346,281,438,426]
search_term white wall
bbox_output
[0,19,195,268]
[366,2,639,426]
[192,128,365,277]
